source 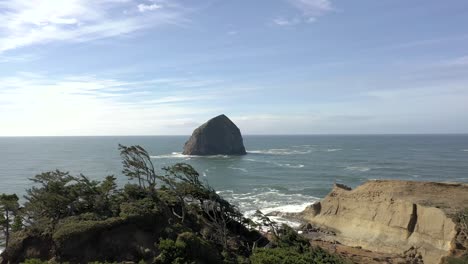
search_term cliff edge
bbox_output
[183,114,246,155]
[301,180,468,264]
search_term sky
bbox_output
[1,0,468,136]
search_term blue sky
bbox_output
[1,0,468,136]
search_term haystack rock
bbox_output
[183,114,247,155]
[300,180,468,264]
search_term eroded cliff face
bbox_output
[301,180,468,264]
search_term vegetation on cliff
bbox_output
[0,145,345,264]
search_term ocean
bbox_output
[1,135,468,227]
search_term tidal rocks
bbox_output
[300,180,468,264]
[183,114,246,155]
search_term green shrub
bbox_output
[443,255,468,264]
[250,226,345,264]
[123,184,148,200]
[276,224,310,250]
[250,247,313,264]
[162,223,192,240]
[154,232,222,264]
[21,259,48,264]
[157,189,179,207]
[119,198,159,218]
[52,217,124,244]
[250,246,345,264]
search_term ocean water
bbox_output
[0,135,468,226]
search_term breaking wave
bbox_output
[345,166,371,172]
[150,152,187,159]
[326,148,342,152]
[244,158,304,169]
[150,152,229,159]
[247,148,312,155]
[228,166,248,173]
[218,188,319,227]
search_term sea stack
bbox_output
[183,114,247,155]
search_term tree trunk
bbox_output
[5,210,9,249]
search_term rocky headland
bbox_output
[0,145,343,264]
[183,114,247,155]
[298,180,468,264]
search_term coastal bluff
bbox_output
[183,114,246,155]
[300,180,468,264]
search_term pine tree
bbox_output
[0,194,20,248]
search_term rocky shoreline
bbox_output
[2,168,467,264]
[276,180,468,264]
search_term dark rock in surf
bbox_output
[183,114,247,155]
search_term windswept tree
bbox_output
[23,170,120,231]
[159,163,209,222]
[119,144,158,190]
[118,144,243,247]
[0,193,20,248]
[201,190,242,247]
[162,163,242,246]
[24,170,77,230]
[253,210,279,236]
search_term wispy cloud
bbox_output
[378,34,468,52]
[0,72,227,136]
[0,0,188,53]
[289,0,332,17]
[0,53,38,63]
[273,17,301,26]
[440,55,468,67]
[275,0,333,26]
[138,3,162,13]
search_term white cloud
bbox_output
[273,17,300,26]
[275,0,333,26]
[289,0,332,17]
[0,0,187,53]
[0,73,223,136]
[138,3,162,12]
[0,53,38,63]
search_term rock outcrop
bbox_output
[300,180,468,264]
[183,114,246,155]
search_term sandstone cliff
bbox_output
[183,114,246,155]
[301,180,468,264]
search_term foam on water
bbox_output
[247,148,312,155]
[218,188,319,227]
[259,202,313,214]
[150,152,188,159]
[345,166,371,172]
[228,166,248,172]
[326,148,342,152]
[278,163,305,168]
[292,144,316,147]
[244,158,304,169]
[151,152,230,159]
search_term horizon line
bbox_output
[1,133,468,138]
